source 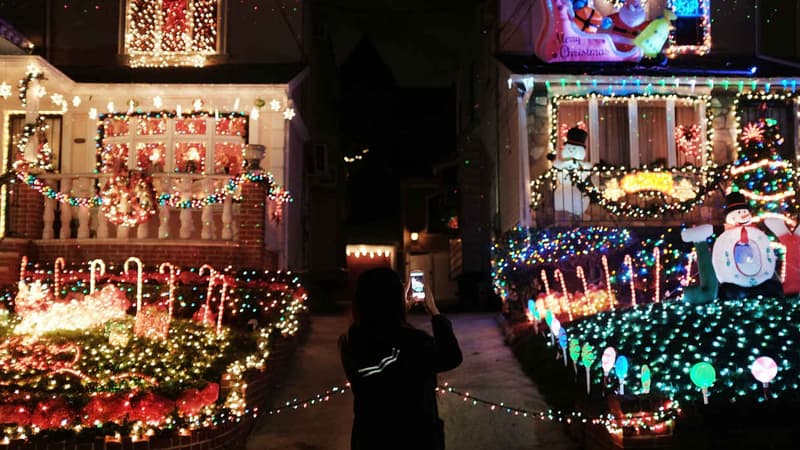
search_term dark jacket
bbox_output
[339,315,463,450]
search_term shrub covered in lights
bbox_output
[0,260,307,442]
[564,295,800,405]
[492,226,633,303]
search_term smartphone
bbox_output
[410,270,425,301]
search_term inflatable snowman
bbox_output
[682,192,783,303]
[713,192,782,299]
[553,127,591,217]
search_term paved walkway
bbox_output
[246,313,577,450]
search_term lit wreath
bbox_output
[100,168,157,227]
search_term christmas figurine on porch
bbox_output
[553,126,592,218]
[682,192,782,304]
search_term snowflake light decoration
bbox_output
[0,82,11,99]
[741,122,764,144]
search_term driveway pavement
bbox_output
[246,313,577,450]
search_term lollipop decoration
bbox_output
[601,347,617,386]
[581,343,596,395]
[641,364,651,394]
[751,356,778,400]
[545,310,555,345]
[690,362,716,404]
[558,328,568,366]
[569,339,581,374]
[615,355,629,395]
[550,317,561,349]
[527,299,536,321]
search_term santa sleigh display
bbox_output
[532,0,675,63]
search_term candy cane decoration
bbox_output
[576,266,588,295]
[124,257,144,315]
[89,259,106,294]
[215,273,229,334]
[602,255,614,308]
[554,269,572,322]
[624,254,636,306]
[653,247,661,303]
[159,262,177,319]
[540,270,551,296]
[199,264,217,326]
[54,257,66,299]
[19,256,28,283]
[684,251,696,286]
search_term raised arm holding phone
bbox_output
[339,268,462,450]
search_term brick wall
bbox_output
[4,183,44,239]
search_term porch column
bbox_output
[59,178,72,239]
[42,179,56,239]
[516,85,534,228]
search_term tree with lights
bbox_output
[729,118,797,221]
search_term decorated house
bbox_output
[0,1,313,282]
[463,0,800,233]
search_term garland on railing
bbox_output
[14,166,291,211]
[530,164,728,219]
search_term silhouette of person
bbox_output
[339,268,462,450]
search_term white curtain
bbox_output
[638,100,668,166]
[598,102,630,166]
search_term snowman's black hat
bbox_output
[565,127,588,148]
[724,191,750,215]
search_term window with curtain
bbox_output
[124,0,222,68]
[6,114,62,171]
[98,114,248,175]
[598,102,630,166]
[556,100,590,159]
[637,100,668,166]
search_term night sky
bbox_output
[323,0,477,242]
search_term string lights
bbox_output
[260,381,679,437]
[0,258,308,442]
[533,93,723,219]
[491,226,631,301]
[124,0,220,68]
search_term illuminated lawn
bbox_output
[564,295,800,405]
[0,261,306,442]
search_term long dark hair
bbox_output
[352,267,407,329]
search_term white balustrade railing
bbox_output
[32,173,246,241]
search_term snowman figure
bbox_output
[682,192,783,303]
[713,192,782,299]
[553,127,591,217]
